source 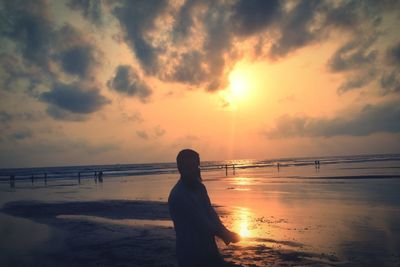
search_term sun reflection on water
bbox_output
[232,207,252,238]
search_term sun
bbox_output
[230,73,248,98]
[229,69,251,99]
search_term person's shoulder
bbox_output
[168,180,184,201]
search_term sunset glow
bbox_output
[233,207,252,238]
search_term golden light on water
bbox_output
[233,207,252,238]
[239,220,250,237]
[232,177,252,186]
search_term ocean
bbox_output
[1,153,399,182]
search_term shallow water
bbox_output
[1,159,400,266]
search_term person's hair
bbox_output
[176,149,199,174]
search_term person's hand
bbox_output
[221,229,241,245]
[229,231,241,243]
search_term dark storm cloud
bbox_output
[231,0,281,36]
[0,0,53,67]
[386,42,400,66]
[264,101,400,138]
[56,45,96,78]
[172,0,205,40]
[338,68,377,94]
[52,24,99,78]
[328,37,378,72]
[107,65,152,102]
[108,0,400,93]
[40,83,110,114]
[67,0,103,25]
[112,0,168,74]
[269,1,326,57]
[201,2,234,91]
[380,70,400,95]
[0,2,107,120]
[379,42,400,95]
[171,51,208,85]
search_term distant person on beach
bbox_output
[169,149,241,267]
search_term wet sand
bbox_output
[1,200,341,267]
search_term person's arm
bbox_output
[200,184,241,244]
[169,189,221,235]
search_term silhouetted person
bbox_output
[10,175,15,188]
[31,174,34,185]
[277,162,280,172]
[44,173,47,186]
[78,172,81,184]
[98,171,103,183]
[169,149,241,267]
[225,164,228,176]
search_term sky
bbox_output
[0,0,400,168]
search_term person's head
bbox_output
[176,149,201,182]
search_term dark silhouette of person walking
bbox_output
[169,149,241,267]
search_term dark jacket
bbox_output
[168,179,228,267]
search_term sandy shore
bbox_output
[1,200,344,267]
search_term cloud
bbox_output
[231,0,281,36]
[328,37,378,73]
[136,130,148,140]
[112,0,168,74]
[338,68,377,94]
[386,42,400,66]
[44,106,86,121]
[1,2,108,121]
[154,125,166,138]
[40,82,110,115]
[170,51,208,85]
[107,65,152,102]
[264,101,400,138]
[0,0,53,67]
[67,0,104,25]
[0,111,13,123]
[380,70,400,95]
[52,24,100,78]
[269,1,327,57]
[9,129,33,140]
[0,110,43,124]
[121,111,143,123]
[56,46,96,78]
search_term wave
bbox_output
[0,153,399,181]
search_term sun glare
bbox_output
[220,63,259,109]
[230,73,248,98]
[233,207,252,238]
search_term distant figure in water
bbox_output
[98,171,103,183]
[314,160,320,170]
[10,175,15,188]
[169,149,241,267]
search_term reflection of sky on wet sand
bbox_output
[209,167,400,266]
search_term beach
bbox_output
[1,155,400,266]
